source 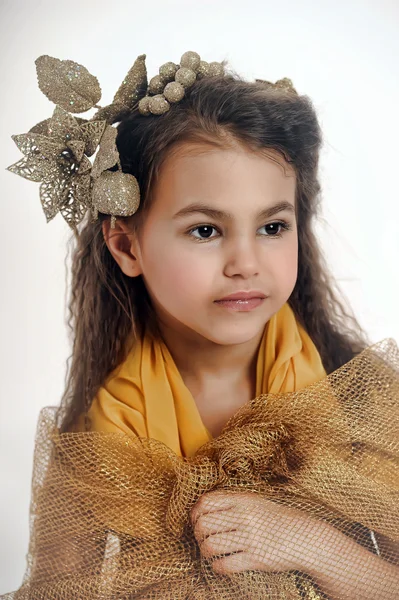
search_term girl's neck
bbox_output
[157,322,265,393]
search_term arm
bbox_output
[304,525,399,600]
[373,531,399,565]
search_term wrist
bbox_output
[300,520,344,576]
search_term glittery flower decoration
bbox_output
[6,54,149,231]
[6,50,298,232]
[7,106,106,229]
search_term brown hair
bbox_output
[57,70,371,433]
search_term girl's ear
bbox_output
[102,218,143,278]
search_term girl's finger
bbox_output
[212,551,257,574]
[193,507,242,539]
[199,529,246,559]
[191,492,237,525]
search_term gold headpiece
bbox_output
[6,51,297,233]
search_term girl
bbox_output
[4,51,399,599]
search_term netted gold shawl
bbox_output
[2,338,399,599]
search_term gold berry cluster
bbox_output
[138,51,225,116]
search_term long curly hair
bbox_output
[57,70,371,433]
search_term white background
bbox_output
[0,0,398,593]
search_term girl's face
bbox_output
[134,142,298,346]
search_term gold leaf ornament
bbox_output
[90,54,148,125]
[35,55,102,113]
[91,126,120,179]
[112,54,148,109]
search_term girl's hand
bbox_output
[190,490,329,575]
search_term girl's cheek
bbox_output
[163,256,215,303]
[170,260,211,293]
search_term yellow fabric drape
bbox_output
[79,302,326,457]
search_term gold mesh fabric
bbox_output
[2,339,399,599]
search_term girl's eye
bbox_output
[186,221,292,242]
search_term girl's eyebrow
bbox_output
[173,200,295,221]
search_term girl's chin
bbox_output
[194,324,268,346]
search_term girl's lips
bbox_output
[214,298,265,311]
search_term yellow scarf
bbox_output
[79,302,326,458]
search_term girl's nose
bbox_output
[222,237,261,279]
